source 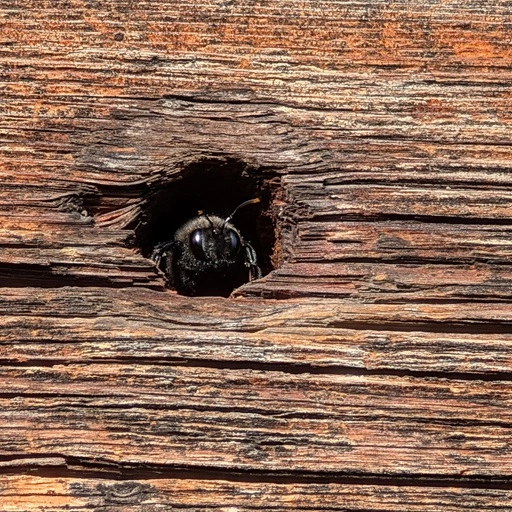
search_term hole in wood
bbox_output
[136,158,281,296]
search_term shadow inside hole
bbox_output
[136,158,280,295]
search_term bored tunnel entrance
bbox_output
[136,157,281,296]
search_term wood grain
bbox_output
[1,361,512,476]
[3,476,512,512]
[1,0,512,509]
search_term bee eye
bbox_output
[189,229,206,260]
[227,229,240,256]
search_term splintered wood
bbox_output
[1,0,512,510]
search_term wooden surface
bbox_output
[1,0,512,509]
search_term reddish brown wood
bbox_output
[1,0,512,509]
[1,475,512,511]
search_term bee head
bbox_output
[175,198,260,265]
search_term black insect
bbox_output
[152,198,262,297]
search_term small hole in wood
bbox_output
[136,157,281,296]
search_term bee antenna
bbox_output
[224,198,260,227]
[197,210,216,230]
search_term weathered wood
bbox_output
[1,0,512,509]
[1,362,512,476]
[2,288,512,374]
[3,476,512,512]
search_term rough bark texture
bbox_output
[1,0,512,509]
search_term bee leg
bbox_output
[151,240,175,268]
[244,243,261,280]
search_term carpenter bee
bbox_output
[151,198,262,297]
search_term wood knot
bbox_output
[98,481,154,504]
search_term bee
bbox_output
[151,198,261,296]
